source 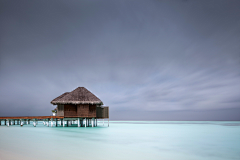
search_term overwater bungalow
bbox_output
[0,87,109,127]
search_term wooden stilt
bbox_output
[47,119,49,127]
[51,118,53,127]
[92,118,93,127]
[34,119,36,127]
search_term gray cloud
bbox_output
[0,0,240,120]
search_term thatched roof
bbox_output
[51,87,103,105]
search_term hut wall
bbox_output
[77,104,89,117]
[57,105,64,116]
[103,107,109,118]
[96,106,109,118]
[96,107,104,118]
[88,104,96,117]
[64,104,77,117]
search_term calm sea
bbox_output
[0,121,240,160]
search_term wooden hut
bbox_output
[50,87,109,127]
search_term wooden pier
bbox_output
[0,87,109,127]
[0,116,108,127]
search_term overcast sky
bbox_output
[0,0,240,120]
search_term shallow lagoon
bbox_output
[0,121,240,160]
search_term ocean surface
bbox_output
[0,121,240,160]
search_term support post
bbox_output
[96,118,97,127]
[92,118,93,127]
[85,118,86,127]
[63,119,65,127]
[34,119,36,127]
[51,118,53,127]
[78,118,80,127]
[7,120,9,127]
[5,119,6,125]
[14,120,15,125]
[56,119,57,127]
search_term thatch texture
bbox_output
[51,92,69,102]
[51,87,103,105]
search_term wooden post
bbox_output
[51,118,53,127]
[92,118,93,127]
[34,119,36,127]
[47,119,49,127]
[96,119,97,127]
[5,119,6,125]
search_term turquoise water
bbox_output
[0,121,240,160]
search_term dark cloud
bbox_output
[0,0,240,120]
